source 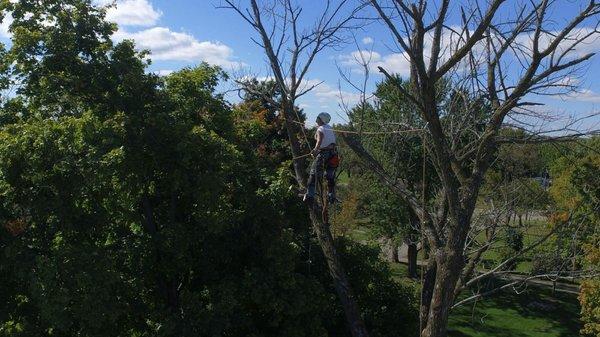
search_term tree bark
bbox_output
[309,208,369,337]
[407,241,418,279]
[419,259,437,333]
[421,250,464,337]
[407,210,420,279]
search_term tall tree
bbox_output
[545,139,600,336]
[0,2,421,336]
[221,1,371,336]
[342,1,600,336]
[0,2,329,334]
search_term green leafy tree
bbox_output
[341,76,438,278]
[568,151,600,337]
[0,2,420,336]
[1,0,117,115]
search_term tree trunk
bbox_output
[419,259,437,332]
[421,251,464,337]
[423,241,430,260]
[407,210,420,279]
[280,102,308,186]
[308,208,370,337]
[380,237,399,263]
[408,242,418,279]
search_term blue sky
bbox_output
[2,0,600,129]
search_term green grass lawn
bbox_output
[345,220,582,337]
[386,260,582,337]
[476,217,554,273]
[448,287,581,337]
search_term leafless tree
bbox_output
[219,1,370,336]
[339,1,600,336]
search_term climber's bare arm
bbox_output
[312,130,323,156]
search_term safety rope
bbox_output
[290,120,426,160]
[419,132,427,335]
[291,108,312,152]
[293,152,313,160]
[290,119,426,135]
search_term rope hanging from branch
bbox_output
[291,120,427,160]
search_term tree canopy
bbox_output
[0,1,418,336]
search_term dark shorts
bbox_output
[310,149,336,175]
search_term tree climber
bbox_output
[303,112,339,204]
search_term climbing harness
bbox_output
[328,152,340,168]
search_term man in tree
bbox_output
[304,112,339,204]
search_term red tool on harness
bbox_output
[328,153,340,168]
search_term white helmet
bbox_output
[316,112,331,124]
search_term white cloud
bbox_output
[305,79,362,106]
[556,76,580,86]
[373,53,412,77]
[362,37,374,45]
[515,27,600,59]
[341,25,600,80]
[100,0,162,27]
[155,69,174,76]
[340,49,412,77]
[114,27,244,68]
[0,14,12,38]
[1,0,162,38]
[340,26,472,78]
[564,88,600,103]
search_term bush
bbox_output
[308,238,420,337]
[496,227,524,270]
[531,252,568,275]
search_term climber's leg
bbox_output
[304,152,324,202]
[325,163,336,204]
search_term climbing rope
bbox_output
[293,152,313,160]
[419,132,427,334]
[290,119,426,135]
[291,108,312,153]
[290,119,426,160]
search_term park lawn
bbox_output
[387,260,581,337]
[448,287,581,337]
[346,222,374,244]
[346,221,582,337]
[388,262,420,284]
[476,217,555,273]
